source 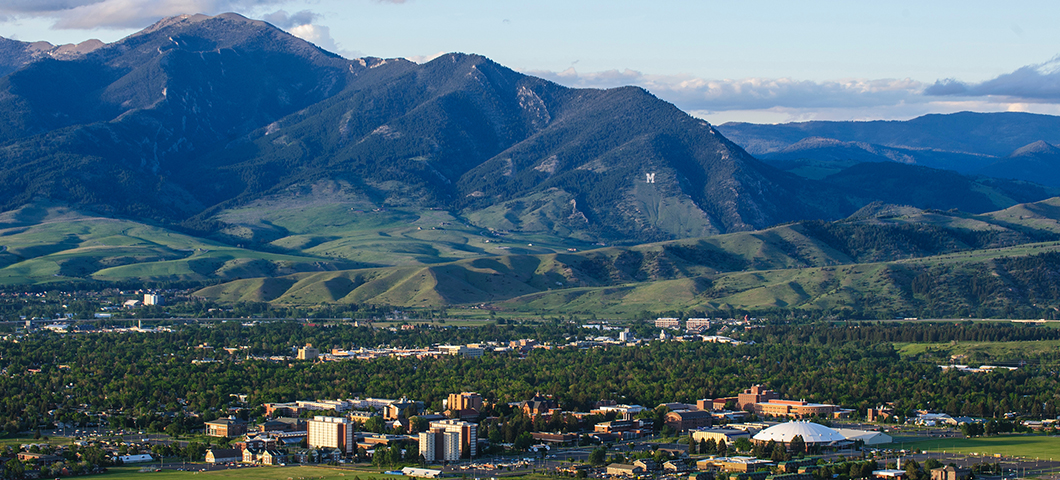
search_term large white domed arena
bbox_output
[752,421,846,445]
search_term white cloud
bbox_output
[406,51,445,64]
[529,67,929,112]
[525,64,1060,124]
[926,55,1060,102]
[262,9,359,58]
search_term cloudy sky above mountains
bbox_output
[3,0,1060,124]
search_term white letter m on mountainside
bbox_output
[645,173,655,183]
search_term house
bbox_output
[260,449,284,465]
[634,459,659,472]
[17,453,62,465]
[205,448,242,463]
[664,459,692,473]
[606,464,645,476]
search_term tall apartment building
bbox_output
[308,416,354,453]
[419,430,461,462]
[420,419,477,460]
[143,294,163,306]
[446,392,484,412]
[297,344,320,361]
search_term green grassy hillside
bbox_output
[195,197,1060,317]
[0,203,345,284]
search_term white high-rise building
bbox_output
[308,416,354,453]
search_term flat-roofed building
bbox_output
[753,399,839,419]
[690,427,750,444]
[664,410,712,432]
[297,344,319,360]
[426,419,477,459]
[205,417,247,438]
[697,456,774,473]
[655,318,680,329]
[308,416,355,453]
[738,385,780,411]
[592,404,645,420]
[686,318,711,331]
[439,345,484,358]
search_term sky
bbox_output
[3,0,1060,124]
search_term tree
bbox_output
[770,441,788,462]
[4,459,24,480]
[365,416,386,434]
[589,447,607,465]
[514,432,533,450]
[789,435,805,455]
[717,439,728,456]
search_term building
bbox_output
[751,421,845,446]
[117,454,154,464]
[930,466,971,480]
[592,404,645,420]
[690,428,750,444]
[706,397,738,411]
[447,392,484,411]
[422,419,478,460]
[419,429,461,462]
[697,457,774,473]
[143,294,163,306]
[205,448,242,464]
[737,385,780,411]
[752,399,843,419]
[521,394,559,417]
[607,464,645,476]
[384,397,423,420]
[439,345,485,358]
[205,417,247,438]
[664,460,692,473]
[664,410,712,432]
[308,416,355,454]
[655,318,680,328]
[686,318,711,331]
[297,344,320,361]
[833,428,893,446]
[265,399,351,417]
[445,392,483,419]
[866,406,894,422]
[402,467,445,478]
[531,432,578,445]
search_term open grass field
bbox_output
[893,340,1060,360]
[91,465,399,480]
[904,435,1060,459]
[0,434,71,447]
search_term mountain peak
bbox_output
[1009,140,1060,157]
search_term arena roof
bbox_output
[751,421,845,444]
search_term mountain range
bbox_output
[717,113,1060,187]
[3,13,1060,317]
